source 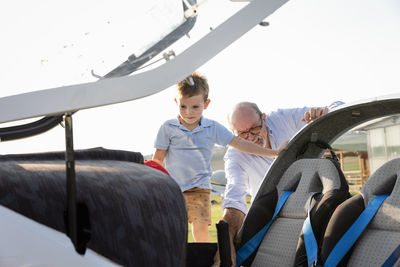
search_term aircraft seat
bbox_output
[237,158,350,266]
[319,158,400,266]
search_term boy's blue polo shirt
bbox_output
[154,116,234,192]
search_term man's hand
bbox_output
[212,208,245,267]
[302,107,329,123]
[212,235,236,267]
[212,249,221,267]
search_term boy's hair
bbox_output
[177,72,209,101]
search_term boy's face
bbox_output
[175,93,210,129]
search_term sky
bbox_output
[1,0,400,156]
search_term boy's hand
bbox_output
[275,140,289,156]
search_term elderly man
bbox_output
[213,101,342,266]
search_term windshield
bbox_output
[2,0,191,95]
[1,0,399,157]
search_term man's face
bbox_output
[232,109,268,147]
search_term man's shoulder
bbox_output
[225,146,240,156]
[225,146,255,160]
[266,109,287,123]
[267,107,307,119]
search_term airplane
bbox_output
[1,0,399,266]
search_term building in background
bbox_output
[360,115,400,174]
[331,114,400,191]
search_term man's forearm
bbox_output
[223,207,246,238]
[218,208,245,267]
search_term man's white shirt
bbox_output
[221,107,310,214]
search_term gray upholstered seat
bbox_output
[244,158,349,267]
[320,158,400,267]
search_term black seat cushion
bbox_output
[0,148,187,267]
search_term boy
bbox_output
[153,72,286,242]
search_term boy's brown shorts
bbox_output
[183,187,212,225]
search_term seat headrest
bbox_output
[360,158,400,202]
[277,159,347,218]
[359,158,400,231]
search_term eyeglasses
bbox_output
[237,115,263,139]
